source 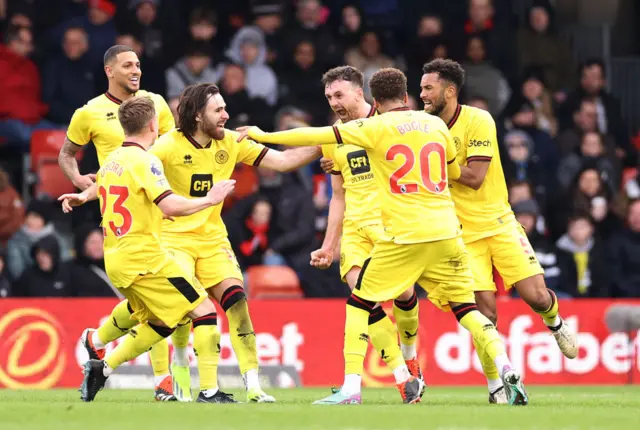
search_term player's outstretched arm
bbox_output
[237,126,338,147]
[58,137,95,190]
[456,161,490,190]
[157,180,235,217]
[58,182,98,213]
[258,147,323,172]
[311,174,345,269]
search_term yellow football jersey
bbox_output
[150,128,269,240]
[97,142,173,288]
[447,105,513,243]
[321,106,380,228]
[333,107,461,244]
[67,90,175,166]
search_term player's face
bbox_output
[200,93,229,140]
[325,80,362,122]
[420,73,447,117]
[108,51,141,94]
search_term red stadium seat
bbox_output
[246,265,303,299]
[224,164,259,210]
[34,157,75,199]
[30,129,82,171]
[622,167,638,188]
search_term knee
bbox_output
[479,307,498,326]
[517,277,552,311]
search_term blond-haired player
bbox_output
[420,59,577,403]
[58,96,236,402]
[238,68,528,406]
[58,45,185,401]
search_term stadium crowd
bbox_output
[1,0,640,299]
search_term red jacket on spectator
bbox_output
[0,45,48,124]
[0,169,24,245]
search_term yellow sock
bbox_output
[96,300,136,344]
[171,319,192,366]
[536,289,560,327]
[105,323,172,370]
[149,338,170,377]
[344,296,373,375]
[393,292,419,359]
[368,307,404,370]
[192,313,220,391]
[472,336,500,381]
[454,305,506,363]
[220,286,258,375]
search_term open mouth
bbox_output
[129,76,140,86]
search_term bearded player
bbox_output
[58,45,186,401]
[309,66,424,402]
[238,68,528,406]
[420,59,577,403]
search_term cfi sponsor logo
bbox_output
[0,308,66,389]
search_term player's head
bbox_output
[177,83,228,140]
[420,59,465,117]
[104,45,141,94]
[368,68,408,112]
[118,96,158,142]
[322,65,365,122]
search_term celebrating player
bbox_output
[309,66,424,403]
[238,68,528,406]
[420,59,577,403]
[58,44,188,402]
[59,96,236,402]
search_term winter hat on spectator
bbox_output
[26,199,52,224]
[129,0,159,9]
[513,199,540,217]
[252,1,284,17]
[505,129,535,153]
[90,0,116,17]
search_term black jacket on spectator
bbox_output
[13,236,72,297]
[555,234,611,297]
[527,230,564,293]
[608,229,640,297]
[0,248,11,298]
[42,53,95,124]
[64,225,116,297]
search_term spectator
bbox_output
[286,0,340,69]
[42,27,95,125]
[502,130,552,202]
[250,1,285,69]
[126,0,165,62]
[224,26,278,106]
[508,179,547,234]
[462,35,510,116]
[466,95,490,112]
[219,63,271,131]
[107,31,165,96]
[503,70,557,137]
[345,30,395,101]
[0,167,24,246]
[66,224,117,297]
[187,7,222,59]
[337,4,364,50]
[228,197,274,271]
[165,42,220,101]
[556,213,611,297]
[559,59,634,166]
[0,248,11,298]
[0,25,50,152]
[13,235,72,297]
[608,200,640,297]
[405,15,447,96]
[6,198,69,281]
[514,199,565,294]
[557,131,620,194]
[517,4,574,95]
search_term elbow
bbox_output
[469,179,483,190]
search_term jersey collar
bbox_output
[367,105,377,117]
[122,141,145,150]
[185,133,212,149]
[105,91,125,105]
[446,104,462,129]
[388,106,410,112]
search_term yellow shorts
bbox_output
[119,259,207,328]
[355,236,475,311]
[164,235,243,289]
[340,223,383,281]
[466,221,544,292]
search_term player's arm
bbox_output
[443,128,461,181]
[58,182,98,213]
[310,174,344,269]
[156,182,234,217]
[155,95,176,135]
[60,108,95,190]
[258,146,323,172]
[455,113,496,190]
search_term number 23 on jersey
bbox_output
[386,142,447,194]
[99,185,133,237]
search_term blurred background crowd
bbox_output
[1,0,640,299]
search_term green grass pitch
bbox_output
[2,386,640,430]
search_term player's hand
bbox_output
[310,248,333,269]
[58,193,88,213]
[163,214,175,222]
[320,157,335,174]
[236,126,265,142]
[72,173,96,191]
[207,180,236,205]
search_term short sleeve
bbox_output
[333,117,378,149]
[466,111,496,162]
[148,135,171,166]
[321,145,341,175]
[138,154,173,204]
[442,127,461,181]
[237,138,269,166]
[154,95,176,136]
[66,107,91,146]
